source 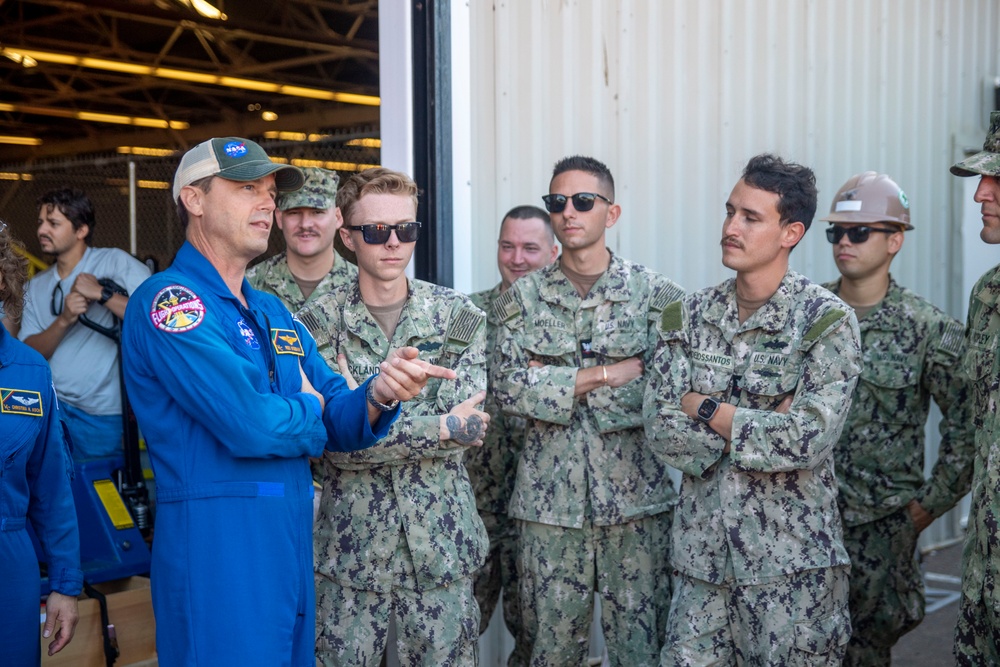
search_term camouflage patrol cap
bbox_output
[952,111,1000,177]
[276,167,340,211]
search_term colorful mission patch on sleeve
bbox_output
[150,285,206,333]
[271,328,305,356]
[1,388,43,416]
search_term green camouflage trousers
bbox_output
[315,530,480,667]
[472,510,527,664]
[661,565,851,666]
[842,509,924,666]
[954,591,1000,666]
[515,512,672,667]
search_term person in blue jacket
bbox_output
[0,221,83,665]
[122,137,457,667]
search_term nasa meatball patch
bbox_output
[150,285,206,333]
[1,388,43,416]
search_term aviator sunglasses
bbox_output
[541,192,612,214]
[825,225,898,244]
[348,222,422,245]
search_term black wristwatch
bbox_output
[366,378,399,412]
[98,284,115,305]
[696,396,721,423]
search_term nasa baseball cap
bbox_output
[172,137,304,200]
[952,111,1000,178]
[276,167,340,211]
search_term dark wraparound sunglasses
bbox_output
[825,225,899,244]
[348,222,422,244]
[541,192,612,214]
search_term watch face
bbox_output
[697,398,718,421]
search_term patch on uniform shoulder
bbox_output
[659,301,683,332]
[271,328,305,356]
[937,320,965,358]
[803,308,846,343]
[1,388,43,416]
[150,285,206,333]
[236,317,260,350]
[493,289,521,323]
[448,307,485,346]
[650,283,685,312]
[295,310,323,339]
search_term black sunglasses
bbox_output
[825,225,899,244]
[348,222,422,245]
[541,192,612,214]
[50,281,64,316]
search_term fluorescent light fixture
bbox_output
[177,0,228,20]
[0,172,34,180]
[117,146,178,157]
[107,178,171,190]
[1,47,380,106]
[261,111,279,121]
[290,158,381,172]
[3,49,37,67]
[0,101,188,129]
[346,138,381,148]
[0,135,43,146]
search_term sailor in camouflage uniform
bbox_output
[643,154,861,666]
[297,168,490,666]
[247,166,357,313]
[466,205,557,659]
[492,156,683,666]
[951,110,1000,666]
[819,172,973,666]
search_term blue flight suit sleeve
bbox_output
[27,376,83,596]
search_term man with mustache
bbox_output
[492,155,683,666]
[950,110,1000,666]
[20,187,150,460]
[821,172,973,666]
[644,153,861,665]
[247,166,357,313]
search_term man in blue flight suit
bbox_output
[0,221,82,665]
[122,137,456,667]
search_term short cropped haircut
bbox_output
[175,175,215,229]
[0,223,29,324]
[551,156,616,201]
[741,154,818,232]
[37,188,96,244]
[500,205,554,244]
[336,167,419,227]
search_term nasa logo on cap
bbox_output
[224,141,248,159]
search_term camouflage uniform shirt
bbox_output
[960,264,1000,608]
[247,252,358,314]
[824,277,973,526]
[298,278,489,592]
[643,270,861,585]
[466,284,525,514]
[491,252,684,528]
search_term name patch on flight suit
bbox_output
[271,329,305,356]
[150,285,206,333]
[1,388,43,416]
[690,350,733,368]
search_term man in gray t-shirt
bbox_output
[20,188,150,460]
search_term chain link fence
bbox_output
[0,129,380,273]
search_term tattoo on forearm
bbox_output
[447,414,484,444]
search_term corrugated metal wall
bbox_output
[467,0,1000,656]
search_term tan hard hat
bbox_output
[820,171,913,230]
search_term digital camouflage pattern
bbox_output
[491,253,684,528]
[825,277,973,527]
[951,111,1000,178]
[491,252,682,665]
[246,250,357,314]
[840,509,922,666]
[822,278,973,665]
[275,166,339,211]
[298,277,488,660]
[954,264,1000,665]
[517,515,672,667]
[467,284,526,655]
[315,526,479,666]
[642,270,861,585]
[663,566,851,666]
